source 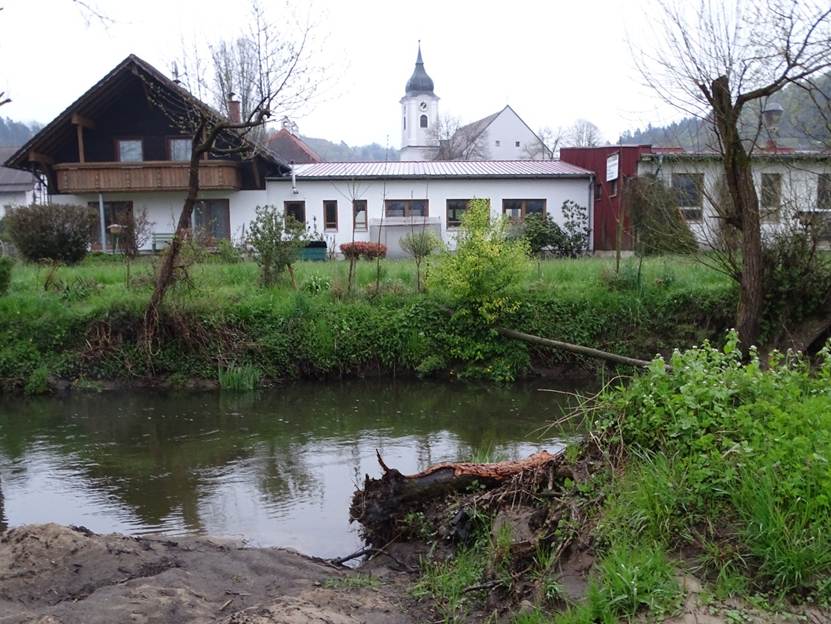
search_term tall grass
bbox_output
[217,364,262,391]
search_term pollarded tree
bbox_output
[637,0,831,348]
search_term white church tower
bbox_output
[400,43,439,161]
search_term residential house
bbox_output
[3,54,289,252]
[0,146,43,215]
[3,54,594,257]
[560,145,831,251]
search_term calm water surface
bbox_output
[0,380,584,558]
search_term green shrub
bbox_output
[247,205,307,286]
[5,203,97,264]
[593,332,831,597]
[0,256,12,295]
[24,365,50,395]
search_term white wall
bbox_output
[0,190,33,217]
[482,108,545,160]
[53,189,266,250]
[50,175,594,256]
[637,157,831,245]
[264,175,594,256]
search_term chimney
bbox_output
[227,92,241,123]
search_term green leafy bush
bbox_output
[594,333,831,597]
[5,203,97,264]
[247,205,307,286]
[0,256,12,296]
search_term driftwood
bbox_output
[497,327,655,369]
[350,450,564,545]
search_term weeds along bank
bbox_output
[0,256,734,393]
[364,337,831,622]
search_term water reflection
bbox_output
[0,380,585,557]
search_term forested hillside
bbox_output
[620,73,831,149]
[0,117,39,147]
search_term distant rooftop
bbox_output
[279,160,593,179]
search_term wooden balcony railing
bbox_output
[53,161,241,194]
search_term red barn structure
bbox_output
[560,145,655,252]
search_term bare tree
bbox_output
[636,0,831,347]
[522,126,561,159]
[144,3,322,342]
[562,119,603,147]
[430,115,490,160]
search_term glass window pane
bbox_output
[324,200,338,230]
[118,140,143,162]
[385,200,406,217]
[672,174,703,207]
[169,138,191,161]
[195,200,230,240]
[526,200,545,215]
[285,201,305,224]
[354,200,367,230]
[819,174,831,211]
[410,200,427,217]
[447,199,467,227]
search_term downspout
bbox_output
[98,192,107,252]
[588,175,594,253]
[290,161,298,195]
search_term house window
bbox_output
[609,179,618,197]
[323,200,338,231]
[116,139,143,162]
[168,137,191,161]
[515,141,520,148]
[502,199,545,223]
[88,200,134,251]
[447,199,490,227]
[495,140,501,147]
[194,199,231,240]
[284,200,306,224]
[595,183,602,201]
[761,173,782,221]
[384,199,428,218]
[672,173,704,221]
[353,199,368,231]
[819,174,831,211]
[420,115,428,128]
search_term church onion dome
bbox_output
[405,43,435,96]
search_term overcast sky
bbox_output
[0,0,682,148]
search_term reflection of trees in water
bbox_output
[0,475,6,531]
[0,381,588,530]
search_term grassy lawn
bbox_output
[5,253,730,310]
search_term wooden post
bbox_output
[76,125,86,163]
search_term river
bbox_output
[0,380,585,558]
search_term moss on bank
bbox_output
[0,256,735,392]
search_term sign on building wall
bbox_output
[606,153,619,181]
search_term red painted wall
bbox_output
[560,145,653,251]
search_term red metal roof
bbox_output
[288,160,592,179]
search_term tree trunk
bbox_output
[144,138,203,341]
[711,76,764,348]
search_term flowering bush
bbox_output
[339,241,387,260]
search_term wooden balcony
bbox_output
[53,161,241,194]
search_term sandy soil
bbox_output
[0,524,417,624]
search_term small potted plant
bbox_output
[302,217,328,261]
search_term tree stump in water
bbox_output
[350,450,564,546]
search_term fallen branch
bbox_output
[497,327,655,369]
[351,450,564,545]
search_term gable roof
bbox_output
[280,160,592,180]
[3,54,290,175]
[453,105,552,158]
[0,147,36,191]
[267,128,321,164]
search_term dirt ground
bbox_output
[0,524,418,624]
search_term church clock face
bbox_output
[419,101,427,111]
